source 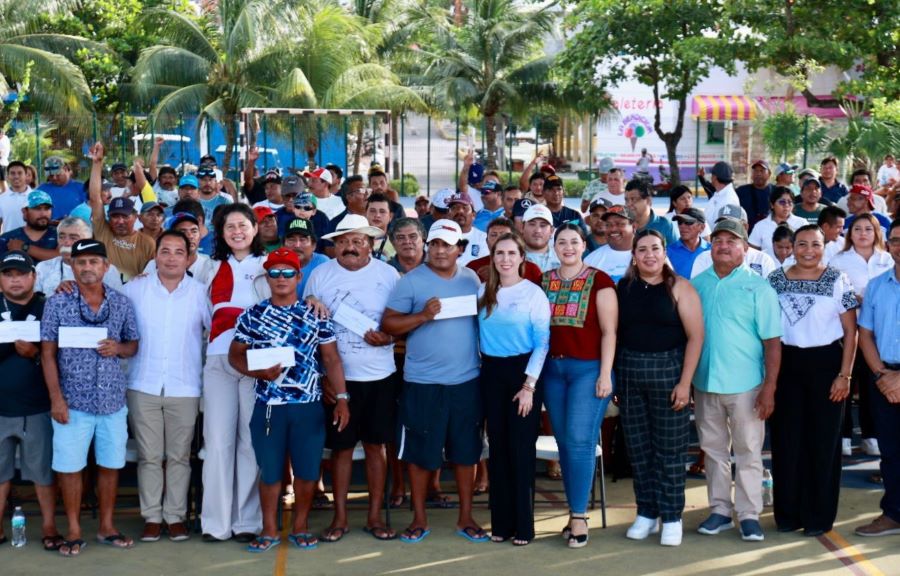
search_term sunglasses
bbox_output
[267,269,298,279]
[196,169,216,178]
[294,204,315,211]
[776,199,794,206]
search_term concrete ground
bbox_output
[2,463,896,576]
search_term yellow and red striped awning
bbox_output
[691,95,757,121]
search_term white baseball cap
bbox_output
[303,167,333,185]
[426,219,462,245]
[430,188,454,211]
[523,203,553,224]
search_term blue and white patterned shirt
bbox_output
[233,299,336,405]
[41,284,140,415]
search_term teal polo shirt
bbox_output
[691,264,782,394]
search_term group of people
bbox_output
[0,142,899,561]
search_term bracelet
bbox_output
[838,373,852,381]
[521,384,536,393]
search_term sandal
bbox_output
[288,532,318,549]
[512,537,532,546]
[399,526,430,543]
[546,461,562,480]
[568,516,589,549]
[456,525,490,543]
[96,532,134,549]
[364,525,397,541]
[320,526,349,543]
[490,534,509,543]
[43,534,65,551]
[59,539,86,557]
[246,535,281,553]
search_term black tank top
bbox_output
[617,278,687,352]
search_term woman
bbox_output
[768,225,857,535]
[201,203,270,543]
[542,223,617,548]
[664,185,694,220]
[617,230,704,547]
[478,233,550,546]
[830,213,894,456]
[772,225,795,265]
[749,186,807,260]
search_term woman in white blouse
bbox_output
[749,186,808,259]
[768,224,857,537]
[830,212,893,457]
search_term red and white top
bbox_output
[208,254,266,356]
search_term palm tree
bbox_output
[0,0,99,133]
[130,0,423,172]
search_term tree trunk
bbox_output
[223,116,236,179]
[391,115,400,177]
[652,76,685,187]
[484,112,497,170]
[352,120,364,175]
[662,136,681,187]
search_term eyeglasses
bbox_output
[294,204,315,211]
[888,238,900,247]
[267,269,298,279]
[776,199,794,206]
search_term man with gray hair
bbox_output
[35,217,124,293]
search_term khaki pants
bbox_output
[694,387,765,521]
[127,390,200,524]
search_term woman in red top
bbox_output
[541,223,617,548]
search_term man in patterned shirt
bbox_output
[41,238,140,556]
[229,248,350,553]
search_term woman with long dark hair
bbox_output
[478,233,550,546]
[617,229,704,546]
[201,203,270,543]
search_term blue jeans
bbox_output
[543,358,612,514]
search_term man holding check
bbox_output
[382,219,486,544]
[229,248,350,553]
[41,238,140,556]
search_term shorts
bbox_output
[396,378,483,471]
[52,407,128,473]
[0,413,54,485]
[250,402,325,484]
[325,376,396,451]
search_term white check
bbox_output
[433,295,478,320]
[59,326,108,348]
[247,346,296,371]
[0,321,41,343]
[333,303,378,337]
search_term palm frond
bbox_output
[139,8,219,63]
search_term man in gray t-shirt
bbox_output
[382,219,487,544]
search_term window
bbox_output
[707,122,725,144]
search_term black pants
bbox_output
[842,347,876,439]
[871,363,900,523]
[771,341,844,532]
[481,353,542,540]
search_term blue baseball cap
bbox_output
[27,190,53,208]
[467,163,485,186]
[179,174,199,188]
[480,180,501,194]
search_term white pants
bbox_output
[200,354,261,539]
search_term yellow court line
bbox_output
[824,530,887,576]
[274,509,289,576]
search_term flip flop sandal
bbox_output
[288,532,318,550]
[512,537,533,546]
[59,539,86,557]
[456,526,490,543]
[96,532,133,549]
[490,535,509,543]
[320,526,349,543]
[247,536,281,553]
[399,527,430,544]
[364,526,397,541]
[43,534,65,551]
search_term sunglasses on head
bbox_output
[267,269,298,279]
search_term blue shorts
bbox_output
[51,407,128,473]
[250,402,325,484]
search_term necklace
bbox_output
[558,264,585,281]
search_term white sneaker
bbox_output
[861,438,880,456]
[660,520,683,546]
[842,438,852,456]
[626,515,660,540]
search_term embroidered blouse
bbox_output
[542,267,615,360]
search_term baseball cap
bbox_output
[801,177,821,190]
[539,164,557,176]
[140,201,164,215]
[774,163,798,178]
[293,192,318,209]
[71,239,107,259]
[751,159,771,172]
[168,212,199,230]
[598,157,615,174]
[253,206,276,222]
[264,170,282,184]
[69,203,92,224]
[480,180,501,194]
[601,205,635,222]
[544,175,564,189]
[321,214,383,240]
[179,174,199,188]
[282,175,304,196]
[27,190,53,208]
[849,184,876,208]
[108,197,136,216]
[303,167,333,185]
[199,154,217,166]
[512,198,535,219]
[797,167,820,180]
[43,156,65,175]
[430,189,454,211]
[673,207,706,225]
[426,219,462,245]
[523,204,553,224]
[110,163,128,173]
[263,247,301,271]
[446,192,475,207]
[710,161,733,183]
[588,196,614,212]
[467,163,485,186]
[711,218,748,242]
[0,250,35,273]
[284,218,317,240]
[716,204,748,223]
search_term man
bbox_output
[414,196,430,219]
[0,128,9,180]
[38,156,85,220]
[306,215,401,542]
[522,204,559,272]
[793,177,827,224]
[143,211,215,284]
[855,219,900,537]
[876,154,898,188]
[123,231,210,543]
[325,163,344,195]
[692,218,782,543]
[0,161,32,232]
[447,193,489,266]
[382,219,487,544]
[0,190,59,261]
[704,161,740,224]
[251,170,284,211]
[170,198,214,256]
[138,201,165,241]
[519,152,547,201]
[691,205,777,279]
[283,217,328,296]
[253,206,281,253]
[543,175,584,229]
[592,167,626,207]
[328,175,369,225]
[367,164,406,222]
[466,216,542,283]
[198,165,232,225]
[0,251,62,551]
[148,137,178,206]
[817,206,847,264]
[773,163,798,192]
[273,175,304,234]
[229,248,349,552]
[108,163,130,198]
[586,196,613,252]
[420,188,452,231]
[581,157,615,212]
[304,167,343,220]
[366,193,396,261]
[735,160,773,230]
[41,239,140,556]
[473,181,505,232]
[819,156,848,204]
[838,170,890,216]
[668,208,710,278]
[387,217,426,274]
[584,205,636,282]
[177,174,200,203]
[88,143,156,280]
[501,186,523,220]
[636,148,652,175]
[625,179,676,246]
[35,217,124,293]
[842,185,892,233]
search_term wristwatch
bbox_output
[335,392,350,401]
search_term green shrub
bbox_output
[391,175,420,197]
[562,177,587,198]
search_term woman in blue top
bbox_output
[478,233,550,546]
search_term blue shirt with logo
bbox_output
[37,181,86,220]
